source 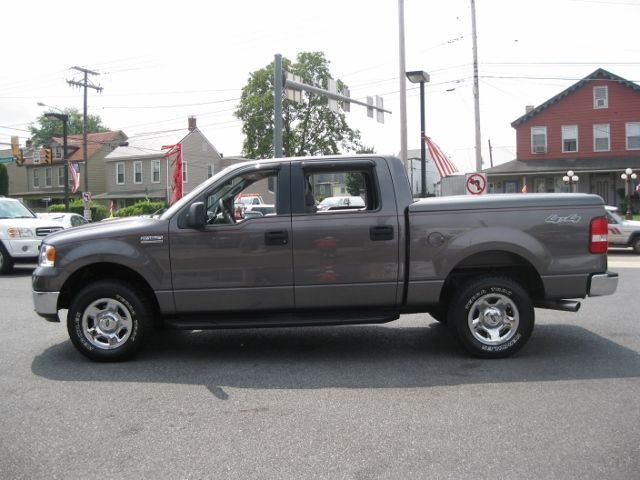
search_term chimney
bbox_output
[188,116,197,131]
[525,105,535,113]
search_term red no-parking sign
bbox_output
[465,173,487,195]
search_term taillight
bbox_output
[589,216,608,253]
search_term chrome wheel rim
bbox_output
[467,292,519,346]
[81,297,133,350]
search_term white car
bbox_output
[605,206,640,253]
[0,198,64,274]
[37,212,89,229]
[317,196,365,211]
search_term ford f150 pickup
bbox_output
[32,155,618,361]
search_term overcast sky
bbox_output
[2,0,640,173]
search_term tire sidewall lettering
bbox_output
[479,332,522,352]
[115,293,139,342]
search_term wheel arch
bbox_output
[58,262,161,321]
[438,249,544,310]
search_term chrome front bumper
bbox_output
[32,290,60,322]
[588,271,618,297]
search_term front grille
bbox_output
[36,226,63,237]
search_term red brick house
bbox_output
[485,68,640,209]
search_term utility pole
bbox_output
[470,0,483,172]
[398,0,408,170]
[67,66,102,201]
[274,54,284,158]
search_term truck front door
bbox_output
[169,164,294,313]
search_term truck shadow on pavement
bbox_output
[31,322,640,400]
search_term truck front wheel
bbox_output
[632,237,640,254]
[67,281,153,361]
[448,276,534,358]
[0,243,14,275]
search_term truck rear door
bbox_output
[290,159,401,309]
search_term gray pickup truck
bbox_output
[32,155,618,361]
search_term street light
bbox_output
[562,170,579,193]
[621,167,637,220]
[38,103,69,210]
[406,70,430,197]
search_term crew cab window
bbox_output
[204,169,278,225]
[303,168,377,213]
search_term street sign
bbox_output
[465,173,487,195]
[82,191,91,203]
[0,156,14,164]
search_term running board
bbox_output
[534,300,581,312]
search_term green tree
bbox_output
[235,52,363,158]
[345,146,375,195]
[0,164,8,196]
[29,108,109,147]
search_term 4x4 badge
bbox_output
[545,214,581,224]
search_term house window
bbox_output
[207,164,214,179]
[33,169,40,188]
[504,181,518,193]
[182,161,188,183]
[45,167,52,187]
[626,122,640,150]
[562,125,578,153]
[531,127,547,153]
[593,124,610,151]
[152,160,160,183]
[134,161,143,184]
[116,162,125,185]
[593,86,608,109]
[58,166,65,186]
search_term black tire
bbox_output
[0,243,14,275]
[67,281,153,362]
[447,276,534,358]
[632,237,640,254]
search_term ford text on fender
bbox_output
[31,155,618,361]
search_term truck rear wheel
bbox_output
[632,237,640,254]
[67,281,153,362]
[448,276,534,358]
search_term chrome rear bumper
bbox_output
[588,271,618,297]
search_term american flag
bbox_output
[68,160,80,193]
[424,136,459,178]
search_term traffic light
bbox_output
[44,148,53,164]
[15,150,24,166]
[11,136,19,156]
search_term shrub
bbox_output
[49,199,108,221]
[114,201,167,218]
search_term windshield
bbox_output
[0,200,36,219]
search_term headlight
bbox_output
[39,244,56,267]
[7,227,35,238]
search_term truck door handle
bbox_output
[370,225,394,241]
[265,230,289,246]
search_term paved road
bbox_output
[0,257,638,480]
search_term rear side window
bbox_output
[303,168,378,214]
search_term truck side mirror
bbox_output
[186,202,206,229]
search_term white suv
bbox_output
[605,205,640,254]
[0,198,64,274]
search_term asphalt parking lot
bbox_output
[0,253,638,480]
